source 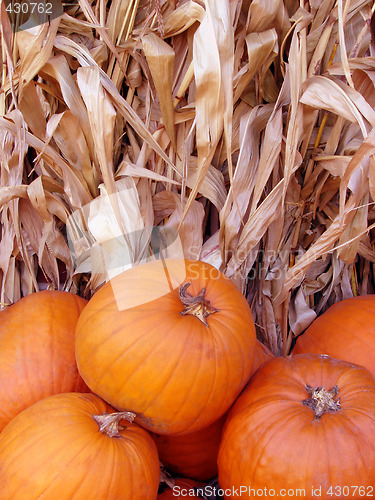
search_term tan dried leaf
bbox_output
[153,191,204,260]
[142,33,176,148]
[300,75,375,136]
[181,0,232,224]
[164,0,205,37]
[77,66,117,195]
[16,19,60,96]
[226,180,285,277]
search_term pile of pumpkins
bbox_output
[1,258,375,499]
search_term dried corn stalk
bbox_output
[1,0,375,356]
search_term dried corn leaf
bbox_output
[18,82,47,140]
[0,1,16,112]
[247,0,284,33]
[234,29,278,103]
[47,111,96,196]
[77,66,117,196]
[250,106,282,213]
[116,158,180,185]
[300,75,375,135]
[276,196,359,306]
[0,185,28,206]
[53,35,179,174]
[184,157,226,211]
[283,31,304,193]
[0,116,92,208]
[313,154,351,178]
[67,178,146,285]
[78,0,127,75]
[142,33,176,148]
[41,55,95,154]
[181,0,232,223]
[164,0,205,37]
[107,0,140,43]
[226,180,285,277]
[200,230,222,269]
[16,19,60,96]
[289,287,317,336]
[220,104,273,260]
[153,190,204,260]
[27,176,73,283]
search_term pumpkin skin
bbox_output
[218,354,375,498]
[75,259,256,435]
[252,339,274,373]
[153,340,273,480]
[158,478,205,499]
[0,392,160,500]
[154,412,226,481]
[293,295,375,377]
[0,290,89,432]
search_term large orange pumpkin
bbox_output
[0,290,88,431]
[154,412,226,481]
[158,478,205,499]
[0,392,160,499]
[153,340,273,480]
[218,354,375,498]
[292,295,375,377]
[75,259,256,435]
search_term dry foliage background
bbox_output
[1,0,375,355]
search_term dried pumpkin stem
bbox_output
[93,411,136,438]
[302,384,341,419]
[179,282,219,326]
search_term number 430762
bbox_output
[326,485,373,497]
[6,2,53,14]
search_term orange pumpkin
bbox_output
[153,340,273,480]
[293,295,375,377]
[0,392,160,499]
[76,259,256,435]
[158,478,205,499]
[0,290,88,431]
[252,339,274,373]
[218,354,375,497]
[154,412,226,481]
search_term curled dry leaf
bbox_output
[153,190,204,260]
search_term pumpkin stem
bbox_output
[179,282,219,326]
[302,384,341,419]
[93,411,136,438]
